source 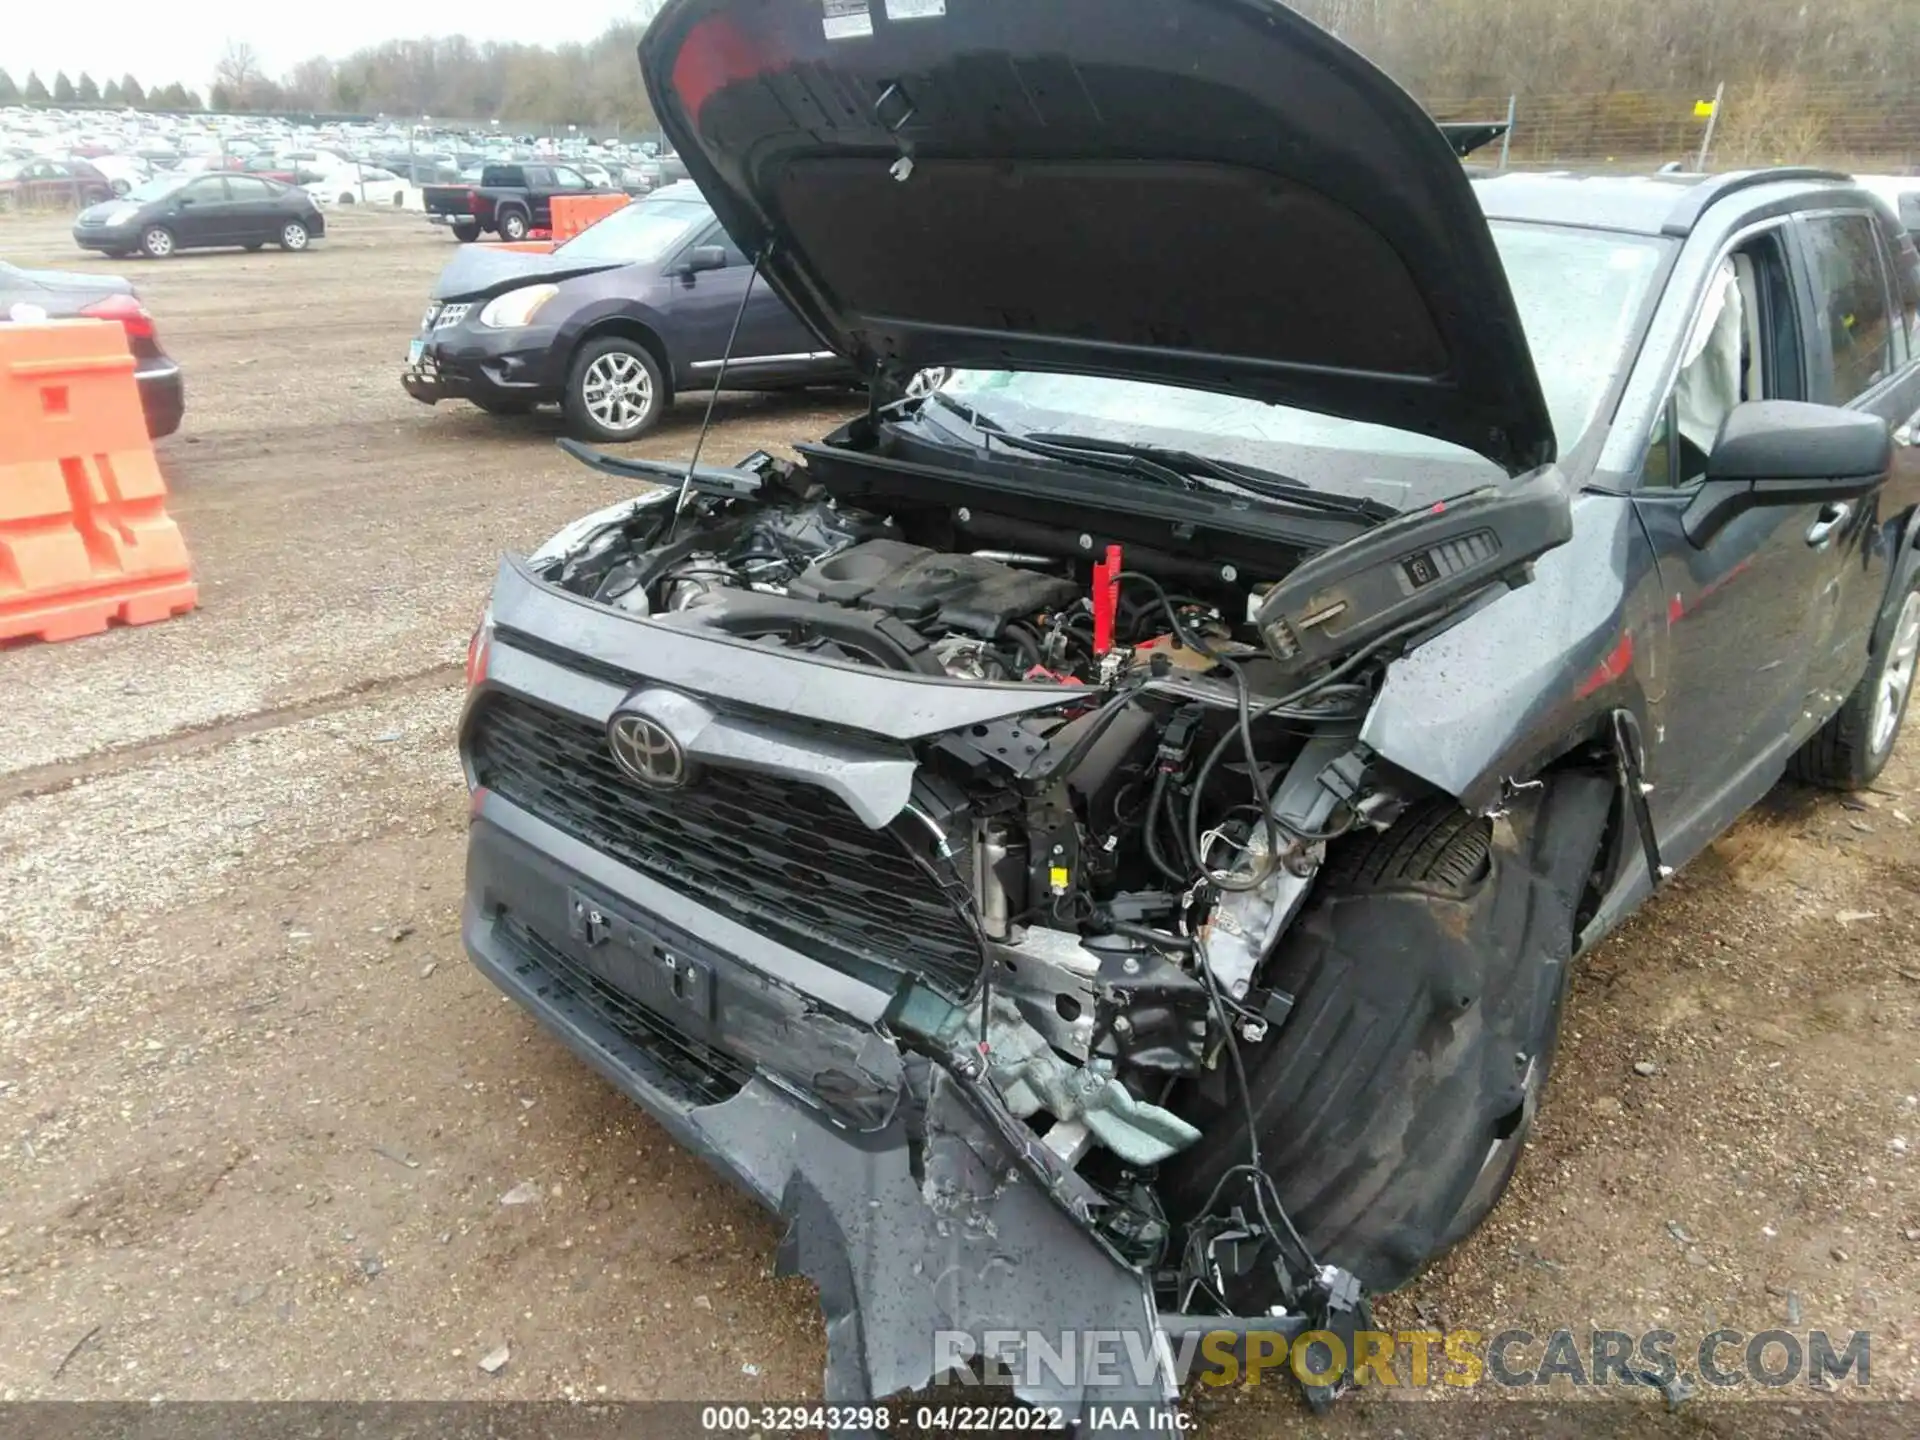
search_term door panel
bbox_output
[223,176,284,243]
[1631,227,1833,859]
[523,168,554,228]
[1635,487,1829,860]
[173,176,235,243]
[1793,210,1908,705]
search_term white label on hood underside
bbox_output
[885,0,945,18]
[823,0,873,39]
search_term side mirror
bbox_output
[677,245,728,276]
[1682,401,1891,546]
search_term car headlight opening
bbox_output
[478,285,559,329]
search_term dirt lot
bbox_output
[1,206,1916,1429]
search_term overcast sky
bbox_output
[10,1,641,91]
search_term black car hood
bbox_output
[638,0,1555,474]
[432,246,634,302]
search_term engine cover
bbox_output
[789,540,1080,637]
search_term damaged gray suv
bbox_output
[458,0,1920,1418]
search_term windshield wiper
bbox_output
[1026,432,1400,523]
[925,394,1201,492]
[922,395,1392,522]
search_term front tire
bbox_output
[1793,585,1920,790]
[1164,776,1614,1295]
[563,337,665,441]
[279,220,310,251]
[497,208,530,242]
[139,225,175,259]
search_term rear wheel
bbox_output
[563,337,665,441]
[1793,585,1920,790]
[497,207,530,242]
[139,225,175,259]
[451,222,480,243]
[1163,776,1614,1294]
[279,220,310,251]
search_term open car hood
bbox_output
[639,0,1556,474]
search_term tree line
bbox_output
[0,70,203,113]
[1291,0,1917,99]
[6,0,1917,132]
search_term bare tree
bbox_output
[214,39,265,97]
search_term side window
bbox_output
[1883,223,1920,362]
[226,176,273,200]
[552,166,587,190]
[1803,213,1895,402]
[524,167,552,189]
[1642,233,1802,488]
[185,177,228,202]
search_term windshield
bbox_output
[928,223,1668,503]
[555,197,710,264]
[127,175,189,202]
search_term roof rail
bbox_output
[1662,167,1856,235]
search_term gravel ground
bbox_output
[1,206,1915,1429]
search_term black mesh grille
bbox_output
[468,691,982,994]
[496,913,749,1107]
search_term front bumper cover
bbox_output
[466,808,1179,1421]
[402,326,556,405]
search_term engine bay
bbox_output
[526,442,1564,1310]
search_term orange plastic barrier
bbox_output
[551,194,631,243]
[0,320,197,645]
[495,240,556,254]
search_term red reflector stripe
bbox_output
[1576,631,1634,699]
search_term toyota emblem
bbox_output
[607,712,688,789]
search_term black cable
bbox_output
[1001,621,1043,668]
[1108,571,1284,892]
[1183,615,1442,890]
[1192,932,1317,1281]
[1143,770,1191,886]
[1104,918,1195,953]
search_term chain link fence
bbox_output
[1430,81,1920,174]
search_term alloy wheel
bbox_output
[1871,591,1920,756]
[581,352,653,433]
[282,223,309,250]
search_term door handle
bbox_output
[1806,502,1852,548]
